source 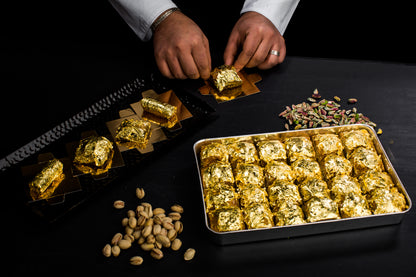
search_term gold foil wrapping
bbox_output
[349,147,384,176]
[257,140,286,165]
[210,65,243,92]
[273,200,306,226]
[359,170,394,194]
[208,207,245,232]
[239,185,269,208]
[267,180,302,210]
[234,163,264,189]
[201,161,234,190]
[321,154,352,180]
[29,159,65,200]
[339,129,374,158]
[340,193,372,218]
[367,188,407,214]
[284,136,315,163]
[291,158,322,183]
[243,203,274,229]
[141,97,178,128]
[299,178,330,203]
[312,133,344,161]
[73,136,114,175]
[264,161,295,186]
[304,197,341,222]
[205,187,239,211]
[228,141,259,167]
[200,142,229,168]
[115,118,152,149]
[329,174,362,205]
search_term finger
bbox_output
[257,41,286,70]
[223,32,239,66]
[178,52,200,79]
[257,48,280,70]
[246,39,270,68]
[167,57,187,79]
[155,57,174,79]
[277,41,286,64]
[233,33,261,71]
[193,37,211,79]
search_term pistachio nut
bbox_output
[184,248,196,261]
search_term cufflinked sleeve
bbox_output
[109,0,177,41]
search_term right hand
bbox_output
[152,11,211,80]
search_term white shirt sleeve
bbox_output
[108,0,177,41]
[241,0,299,35]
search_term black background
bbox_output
[3,1,416,276]
[2,1,415,158]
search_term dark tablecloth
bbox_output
[12,56,416,276]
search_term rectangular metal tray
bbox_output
[193,124,412,245]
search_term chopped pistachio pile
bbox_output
[279,89,381,134]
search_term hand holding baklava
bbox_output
[152,11,211,80]
[224,11,286,71]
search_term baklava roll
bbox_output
[204,186,239,212]
[201,161,234,190]
[339,129,375,158]
[328,174,362,206]
[267,180,302,210]
[29,159,65,200]
[367,188,407,214]
[349,147,384,176]
[299,178,331,203]
[273,200,306,226]
[208,207,245,232]
[358,170,395,194]
[234,163,265,189]
[312,133,344,161]
[321,154,352,180]
[210,65,243,92]
[264,161,296,186]
[304,197,341,223]
[239,185,269,208]
[257,140,286,165]
[340,192,372,218]
[115,118,152,149]
[141,97,178,128]
[291,158,323,183]
[199,142,229,168]
[73,136,114,176]
[228,141,259,167]
[284,136,315,163]
[242,203,274,229]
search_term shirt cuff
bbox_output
[109,0,177,41]
[240,0,299,35]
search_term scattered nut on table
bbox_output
[130,256,143,266]
[184,248,196,261]
[102,187,191,265]
[113,200,125,209]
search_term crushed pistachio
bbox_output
[279,90,378,132]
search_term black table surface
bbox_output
[10,56,416,276]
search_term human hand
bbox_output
[224,11,286,71]
[152,11,211,80]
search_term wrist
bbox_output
[151,7,181,33]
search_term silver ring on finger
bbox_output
[269,50,280,56]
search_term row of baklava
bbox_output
[199,128,407,232]
[28,97,178,201]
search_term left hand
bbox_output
[224,11,286,71]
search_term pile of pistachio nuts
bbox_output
[279,89,381,134]
[102,187,195,265]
